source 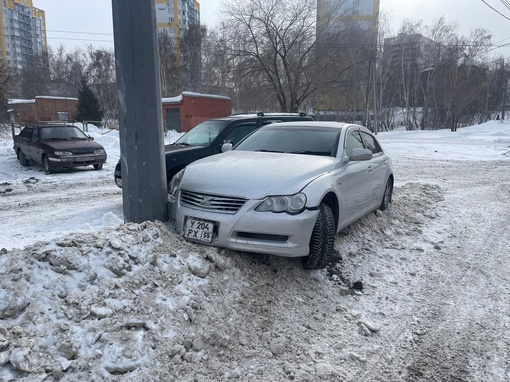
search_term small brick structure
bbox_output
[162,91,232,133]
[9,91,233,131]
[8,96,79,124]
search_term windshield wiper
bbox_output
[290,150,331,156]
[172,142,192,146]
[255,149,284,153]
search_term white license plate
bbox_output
[183,217,215,243]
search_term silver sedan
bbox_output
[169,122,393,269]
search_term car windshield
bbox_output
[235,126,340,157]
[40,126,89,140]
[173,120,229,146]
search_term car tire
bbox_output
[43,156,52,174]
[302,203,335,270]
[379,178,393,211]
[18,151,29,166]
[93,164,103,170]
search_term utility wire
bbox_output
[46,36,113,43]
[46,29,112,37]
[481,0,510,21]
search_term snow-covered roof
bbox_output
[8,99,36,104]
[162,91,231,103]
[8,96,79,104]
[161,95,183,104]
[35,96,79,101]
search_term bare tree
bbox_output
[86,47,117,121]
[17,52,50,98]
[159,31,182,97]
[181,25,205,92]
[219,0,365,112]
[48,46,87,97]
[0,59,11,121]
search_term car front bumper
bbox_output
[49,154,107,168]
[170,193,319,258]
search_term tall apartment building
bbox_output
[316,0,380,115]
[155,0,200,55]
[317,0,379,45]
[383,33,437,70]
[0,0,47,70]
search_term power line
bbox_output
[46,29,112,37]
[46,36,113,43]
[481,0,510,21]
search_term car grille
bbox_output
[180,191,246,214]
[72,147,96,154]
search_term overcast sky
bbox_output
[34,0,510,58]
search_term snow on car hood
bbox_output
[180,151,336,199]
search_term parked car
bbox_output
[13,122,107,174]
[114,112,313,188]
[169,121,393,269]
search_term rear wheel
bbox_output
[302,203,335,270]
[43,156,52,174]
[93,164,103,170]
[18,151,28,166]
[380,178,393,211]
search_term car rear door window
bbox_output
[31,129,39,143]
[224,122,258,146]
[360,131,382,154]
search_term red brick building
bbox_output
[9,92,233,131]
[162,91,232,132]
[8,96,79,124]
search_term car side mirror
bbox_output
[349,148,372,161]
[221,142,233,152]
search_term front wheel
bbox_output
[93,164,103,170]
[302,203,335,270]
[380,178,393,211]
[43,156,52,174]
[18,151,28,166]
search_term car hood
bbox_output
[44,139,104,151]
[180,151,336,199]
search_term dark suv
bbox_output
[114,112,314,188]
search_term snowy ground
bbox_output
[0,120,509,381]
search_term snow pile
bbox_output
[0,182,445,381]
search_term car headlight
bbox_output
[94,149,106,155]
[54,151,73,156]
[255,193,307,214]
[169,169,185,200]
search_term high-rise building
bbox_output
[155,0,200,55]
[316,0,380,116]
[383,33,437,70]
[0,0,47,70]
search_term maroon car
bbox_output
[13,123,107,174]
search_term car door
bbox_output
[360,131,389,208]
[28,127,42,162]
[18,127,33,159]
[342,128,374,222]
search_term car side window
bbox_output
[345,130,364,157]
[360,131,382,154]
[223,123,258,146]
[20,128,32,139]
[31,129,39,143]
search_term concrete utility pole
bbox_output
[112,0,168,223]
